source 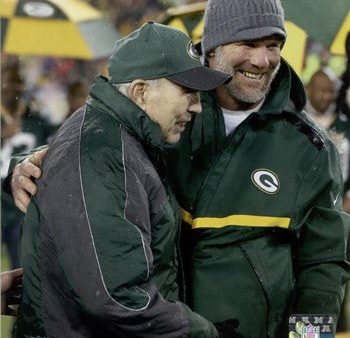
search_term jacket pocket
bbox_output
[240,234,295,338]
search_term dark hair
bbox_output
[67,80,88,96]
[1,63,23,84]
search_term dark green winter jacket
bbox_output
[167,60,350,338]
[14,76,218,338]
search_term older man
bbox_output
[12,22,231,338]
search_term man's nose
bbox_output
[187,93,202,114]
[250,47,269,69]
[188,101,202,114]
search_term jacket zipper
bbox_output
[191,114,256,213]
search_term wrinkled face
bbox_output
[307,73,335,113]
[143,79,201,144]
[209,36,282,107]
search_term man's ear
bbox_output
[129,80,147,108]
[208,51,215,58]
[206,51,216,68]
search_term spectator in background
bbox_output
[306,68,350,213]
[66,80,89,118]
[307,66,350,333]
[306,68,337,122]
[1,63,53,269]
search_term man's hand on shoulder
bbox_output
[11,148,47,213]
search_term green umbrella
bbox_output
[281,0,350,55]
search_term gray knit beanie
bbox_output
[202,0,286,55]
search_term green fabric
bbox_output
[280,0,350,48]
[108,22,202,83]
[89,75,166,152]
[16,77,219,338]
[166,60,350,337]
[182,304,218,338]
[87,78,220,337]
[86,76,181,306]
[15,199,46,337]
[80,108,153,310]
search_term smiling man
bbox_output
[8,1,350,337]
[166,0,350,337]
[13,22,231,338]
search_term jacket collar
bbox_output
[259,58,306,115]
[195,60,306,153]
[88,75,166,151]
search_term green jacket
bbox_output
[167,61,350,338]
[329,113,350,193]
[15,76,218,338]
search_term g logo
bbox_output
[187,41,200,60]
[23,2,55,18]
[251,169,279,194]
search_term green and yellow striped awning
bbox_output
[162,1,350,76]
[1,0,120,59]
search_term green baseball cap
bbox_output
[108,22,231,91]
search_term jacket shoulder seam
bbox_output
[282,111,326,151]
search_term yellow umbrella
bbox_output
[1,0,120,60]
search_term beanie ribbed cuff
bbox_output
[202,0,286,55]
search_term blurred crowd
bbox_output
[1,0,350,334]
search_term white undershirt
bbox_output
[222,100,264,136]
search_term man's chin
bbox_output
[165,133,181,144]
[228,86,267,104]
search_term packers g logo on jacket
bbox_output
[251,169,280,194]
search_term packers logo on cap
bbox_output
[187,42,200,60]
